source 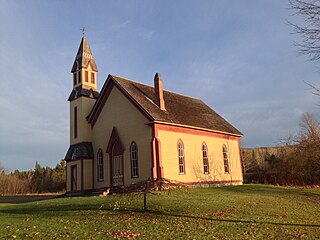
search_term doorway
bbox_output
[111,140,124,187]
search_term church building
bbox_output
[65,36,243,194]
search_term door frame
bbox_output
[111,140,124,187]
[106,127,125,187]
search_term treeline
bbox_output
[0,160,66,195]
[241,113,320,186]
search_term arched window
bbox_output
[85,70,88,82]
[222,145,229,173]
[202,143,209,174]
[73,73,77,86]
[97,149,104,181]
[91,72,95,84]
[130,142,139,178]
[177,140,185,174]
[78,70,81,83]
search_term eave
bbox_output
[148,120,243,138]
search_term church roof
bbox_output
[71,36,98,73]
[68,85,99,101]
[88,74,242,136]
[65,142,94,161]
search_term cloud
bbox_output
[111,20,130,30]
[1,0,320,170]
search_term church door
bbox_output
[71,165,77,191]
[112,141,124,187]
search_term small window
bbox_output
[78,70,81,83]
[91,72,95,84]
[73,73,77,85]
[223,145,229,173]
[130,142,139,178]
[74,106,77,138]
[97,149,104,181]
[202,143,209,174]
[85,71,88,82]
[178,140,185,174]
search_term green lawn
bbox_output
[0,185,319,239]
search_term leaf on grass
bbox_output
[112,230,141,239]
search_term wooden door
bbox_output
[112,155,124,186]
[112,140,124,187]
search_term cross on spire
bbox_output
[80,26,86,36]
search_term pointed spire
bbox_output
[71,36,98,73]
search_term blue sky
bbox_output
[0,0,319,171]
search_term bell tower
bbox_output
[71,36,98,91]
[68,35,99,145]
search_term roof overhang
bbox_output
[148,120,243,138]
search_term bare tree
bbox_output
[298,112,320,142]
[288,0,320,60]
[0,162,4,173]
[288,0,320,94]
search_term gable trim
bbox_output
[106,127,124,153]
[87,75,154,127]
[88,82,114,126]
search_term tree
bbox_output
[0,162,4,173]
[289,0,320,60]
[298,112,320,142]
[288,0,320,94]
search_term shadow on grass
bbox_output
[145,209,320,228]
[2,200,320,228]
[0,195,61,204]
[217,184,320,197]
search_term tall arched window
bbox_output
[222,145,229,173]
[177,140,185,174]
[202,142,209,174]
[97,149,104,181]
[130,142,139,178]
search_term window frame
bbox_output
[202,142,209,174]
[177,140,185,174]
[73,73,77,85]
[222,145,230,173]
[78,70,81,83]
[74,106,77,138]
[85,70,88,82]
[91,72,95,84]
[97,149,104,182]
[130,141,139,178]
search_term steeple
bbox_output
[67,35,99,147]
[71,36,98,91]
[71,36,98,73]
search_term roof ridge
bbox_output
[110,74,201,101]
[110,74,151,86]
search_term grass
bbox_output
[0,184,319,239]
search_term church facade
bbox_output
[65,36,243,194]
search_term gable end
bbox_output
[87,75,154,127]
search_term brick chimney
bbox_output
[154,72,165,110]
